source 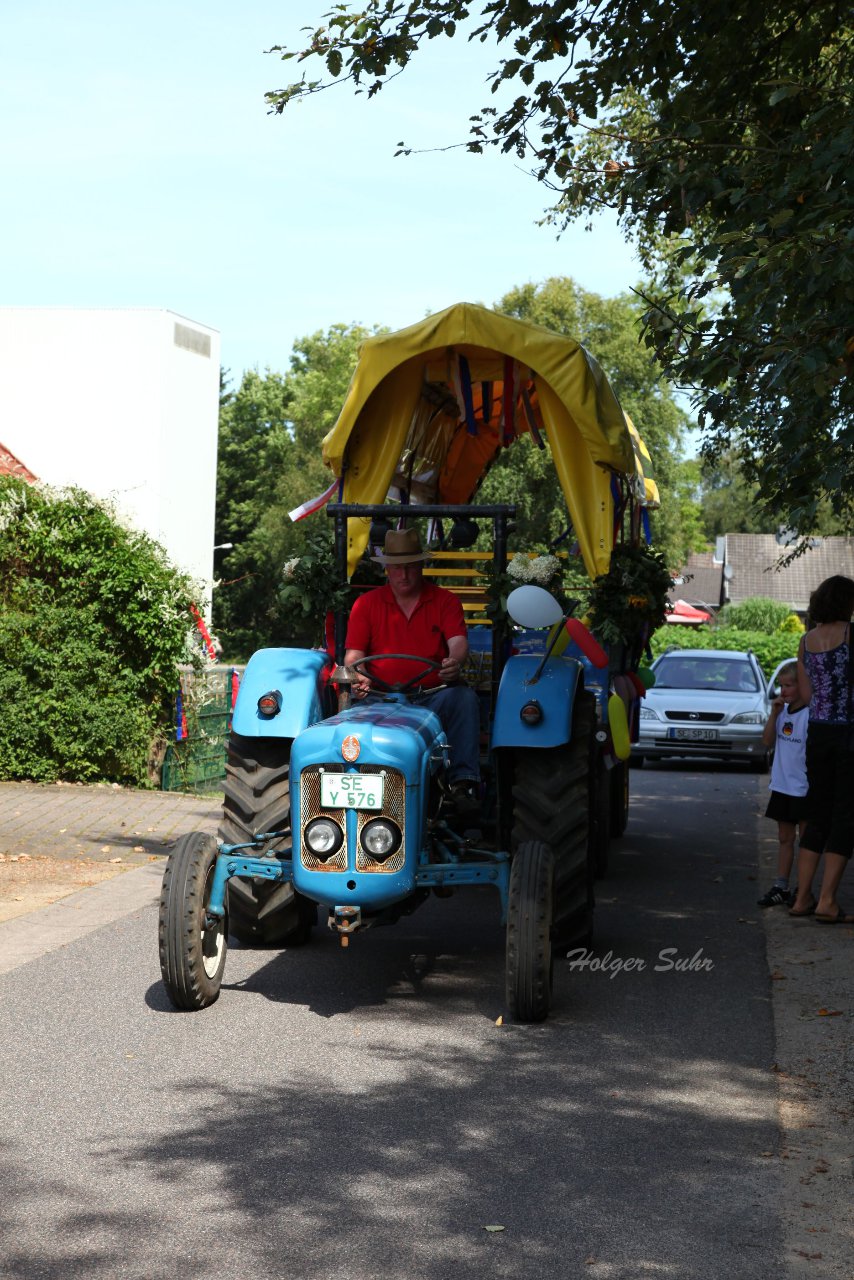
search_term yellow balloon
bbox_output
[608,692,631,760]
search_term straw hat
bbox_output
[371,527,431,565]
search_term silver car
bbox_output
[634,649,771,770]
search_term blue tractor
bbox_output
[160,501,596,1022]
[158,304,658,1021]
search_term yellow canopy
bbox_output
[321,303,657,576]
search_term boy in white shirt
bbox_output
[757,662,810,906]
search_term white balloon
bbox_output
[506,584,564,629]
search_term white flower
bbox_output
[529,555,561,585]
[507,553,533,582]
[282,556,301,580]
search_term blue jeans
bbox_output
[414,684,480,784]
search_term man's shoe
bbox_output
[450,780,480,822]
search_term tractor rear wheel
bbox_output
[159,832,227,1010]
[505,840,554,1022]
[610,760,630,838]
[219,733,315,946]
[589,745,611,880]
[512,691,595,949]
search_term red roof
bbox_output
[0,442,38,483]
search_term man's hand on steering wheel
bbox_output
[349,653,444,696]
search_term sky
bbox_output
[2,1,643,387]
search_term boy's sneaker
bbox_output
[757,885,791,907]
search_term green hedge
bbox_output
[0,479,201,784]
[649,626,800,676]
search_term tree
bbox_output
[698,447,847,541]
[214,324,374,657]
[214,368,293,658]
[698,449,766,541]
[482,277,700,569]
[268,2,854,535]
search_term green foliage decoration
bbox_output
[587,544,672,647]
[0,478,202,784]
[277,526,353,645]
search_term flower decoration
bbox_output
[277,528,352,642]
[586,543,672,654]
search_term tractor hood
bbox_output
[290,699,446,782]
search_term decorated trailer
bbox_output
[159,303,664,1022]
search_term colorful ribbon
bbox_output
[175,687,188,741]
[288,477,339,522]
[520,384,544,448]
[458,354,478,436]
[501,357,518,446]
[190,603,217,660]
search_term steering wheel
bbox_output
[350,653,443,695]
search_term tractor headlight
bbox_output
[360,818,402,862]
[304,817,344,859]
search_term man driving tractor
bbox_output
[344,526,481,820]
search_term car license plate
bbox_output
[668,728,719,742]
[320,772,383,810]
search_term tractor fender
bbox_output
[491,653,585,749]
[231,648,332,738]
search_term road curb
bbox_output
[0,859,166,977]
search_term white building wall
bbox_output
[0,308,220,603]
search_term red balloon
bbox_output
[564,617,609,668]
[627,671,647,699]
[613,674,635,706]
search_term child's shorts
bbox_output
[765,790,810,823]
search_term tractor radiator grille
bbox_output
[299,764,406,873]
[356,765,406,873]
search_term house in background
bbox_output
[674,534,854,618]
[671,538,726,612]
[0,307,220,596]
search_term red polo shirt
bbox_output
[346,581,467,689]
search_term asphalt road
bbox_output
[0,764,787,1280]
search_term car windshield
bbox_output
[654,657,761,693]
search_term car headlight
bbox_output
[360,818,402,862]
[732,711,764,724]
[639,706,660,720]
[304,817,344,859]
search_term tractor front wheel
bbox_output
[159,832,227,1010]
[505,840,555,1023]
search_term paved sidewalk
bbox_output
[0,780,220,864]
[0,780,222,975]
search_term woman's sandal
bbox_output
[788,900,817,917]
[815,906,854,924]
